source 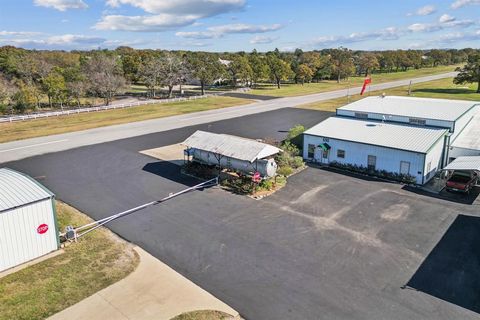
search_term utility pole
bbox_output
[408,80,412,96]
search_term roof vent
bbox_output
[380,92,386,98]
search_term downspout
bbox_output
[444,133,452,168]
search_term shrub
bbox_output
[281,141,300,157]
[329,161,416,184]
[286,124,305,148]
[291,156,304,169]
[287,124,305,140]
[221,176,254,194]
[275,153,290,168]
[259,179,274,191]
[277,166,293,177]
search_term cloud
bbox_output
[250,35,277,44]
[175,31,217,39]
[208,23,283,34]
[309,16,476,49]
[408,18,474,32]
[96,0,246,32]
[106,0,245,16]
[311,27,402,47]
[0,31,42,36]
[451,0,480,9]
[439,14,455,23]
[175,23,283,39]
[33,0,88,11]
[407,23,441,32]
[0,34,107,49]
[94,14,198,31]
[45,34,106,45]
[437,30,480,43]
[407,4,436,16]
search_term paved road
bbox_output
[0,72,457,163]
[5,108,479,320]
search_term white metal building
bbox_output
[303,117,447,184]
[0,168,59,272]
[336,96,478,137]
[182,130,282,177]
[450,113,480,159]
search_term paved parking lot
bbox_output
[4,107,480,319]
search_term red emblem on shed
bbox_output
[37,224,49,234]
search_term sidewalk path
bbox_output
[48,247,238,320]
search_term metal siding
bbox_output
[304,135,425,183]
[0,199,57,272]
[423,136,445,183]
[0,168,53,212]
[449,146,480,158]
[304,117,447,153]
[341,112,454,131]
[451,112,480,149]
[444,156,480,171]
[183,130,281,162]
[337,96,477,121]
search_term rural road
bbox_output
[0,72,457,163]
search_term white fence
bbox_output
[0,89,249,123]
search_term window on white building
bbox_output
[409,118,426,126]
[337,149,345,158]
[355,112,368,119]
[307,144,315,158]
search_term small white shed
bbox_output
[0,168,59,272]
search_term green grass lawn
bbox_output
[250,65,460,97]
[170,310,234,320]
[0,201,139,320]
[0,96,252,143]
[297,77,480,112]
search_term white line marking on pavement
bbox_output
[0,139,69,153]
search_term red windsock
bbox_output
[360,77,372,95]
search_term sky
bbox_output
[0,0,479,51]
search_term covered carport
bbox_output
[444,156,480,172]
[442,156,480,194]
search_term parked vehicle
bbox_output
[445,170,478,193]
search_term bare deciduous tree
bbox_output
[83,54,126,106]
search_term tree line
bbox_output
[0,46,476,114]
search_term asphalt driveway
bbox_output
[4,107,480,319]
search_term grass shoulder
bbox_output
[0,201,139,320]
[0,96,252,144]
[297,77,480,112]
[249,65,460,98]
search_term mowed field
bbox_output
[297,77,480,112]
[249,65,460,97]
[0,96,252,143]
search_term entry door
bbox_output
[367,155,376,171]
[400,161,410,175]
[322,149,329,164]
